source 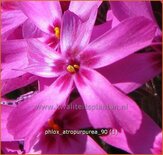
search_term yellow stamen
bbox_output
[48,120,60,130]
[73,64,80,69]
[54,27,60,39]
[66,65,75,73]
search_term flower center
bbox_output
[54,26,60,39]
[48,119,61,131]
[66,64,80,73]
